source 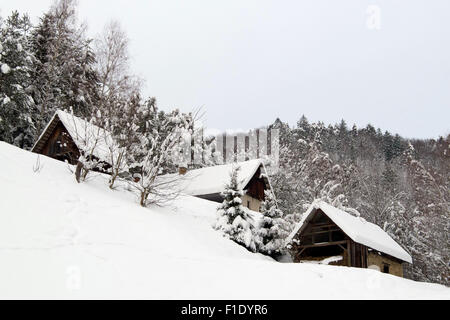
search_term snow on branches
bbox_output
[126,103,192,207]
[256,190,289,257]
[0,11,37,149]
[214,165,257,252]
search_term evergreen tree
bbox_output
[296,114,311,136]
[31,0,99,136]
[0,11,37,149]
[257,190,289,257]
[214,165,256,252]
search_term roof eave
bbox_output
[31,112,61,153]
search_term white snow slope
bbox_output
[0,142,448,299]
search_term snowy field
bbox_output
[0,142,448,299]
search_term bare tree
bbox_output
[93,20,143,189]
[94,20,141,116]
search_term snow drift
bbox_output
[0,142,448,299]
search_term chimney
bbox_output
[179,166,188,175]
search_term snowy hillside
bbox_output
[0,142,448,299]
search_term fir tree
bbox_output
[0,11,37,149]
[257,190,288,258]
[214,165,256,252]
[31,0,99,136]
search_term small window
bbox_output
[247,201,250,208]
[383,264,390,274]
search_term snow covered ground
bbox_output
[0,142,448,299]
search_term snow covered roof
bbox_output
[286,201,413,263]
[165,159,266,197]
[32,110,116,163]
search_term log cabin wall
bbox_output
[39,122,80,165]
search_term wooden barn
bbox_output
[286,201,412,277]
[31,110,112,171]
[168,159,271,212]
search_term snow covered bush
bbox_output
[126,102,191,207]
[214,165,257,252]
[256,190,289,258]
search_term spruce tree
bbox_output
[257,190,288,258]
[0,11,37,149]
[214,165,256,252]
[31,0,99,136]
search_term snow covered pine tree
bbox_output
[214,165,256,252]
[0,11,37,149]
[31,0,99,135]
[257,190,289,258]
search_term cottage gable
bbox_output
[32,112,81,165]
[32,109,118,176]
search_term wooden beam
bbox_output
[347,240,351,267]
[296,240,348,249]
[303,229,340,236]
[309,223,337,228]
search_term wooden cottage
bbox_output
[31,110,112,171]
[169,159,271,212]
[286,201,412,277]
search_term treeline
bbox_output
[269,116,449,285]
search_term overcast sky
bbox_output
[1,1,449,139]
